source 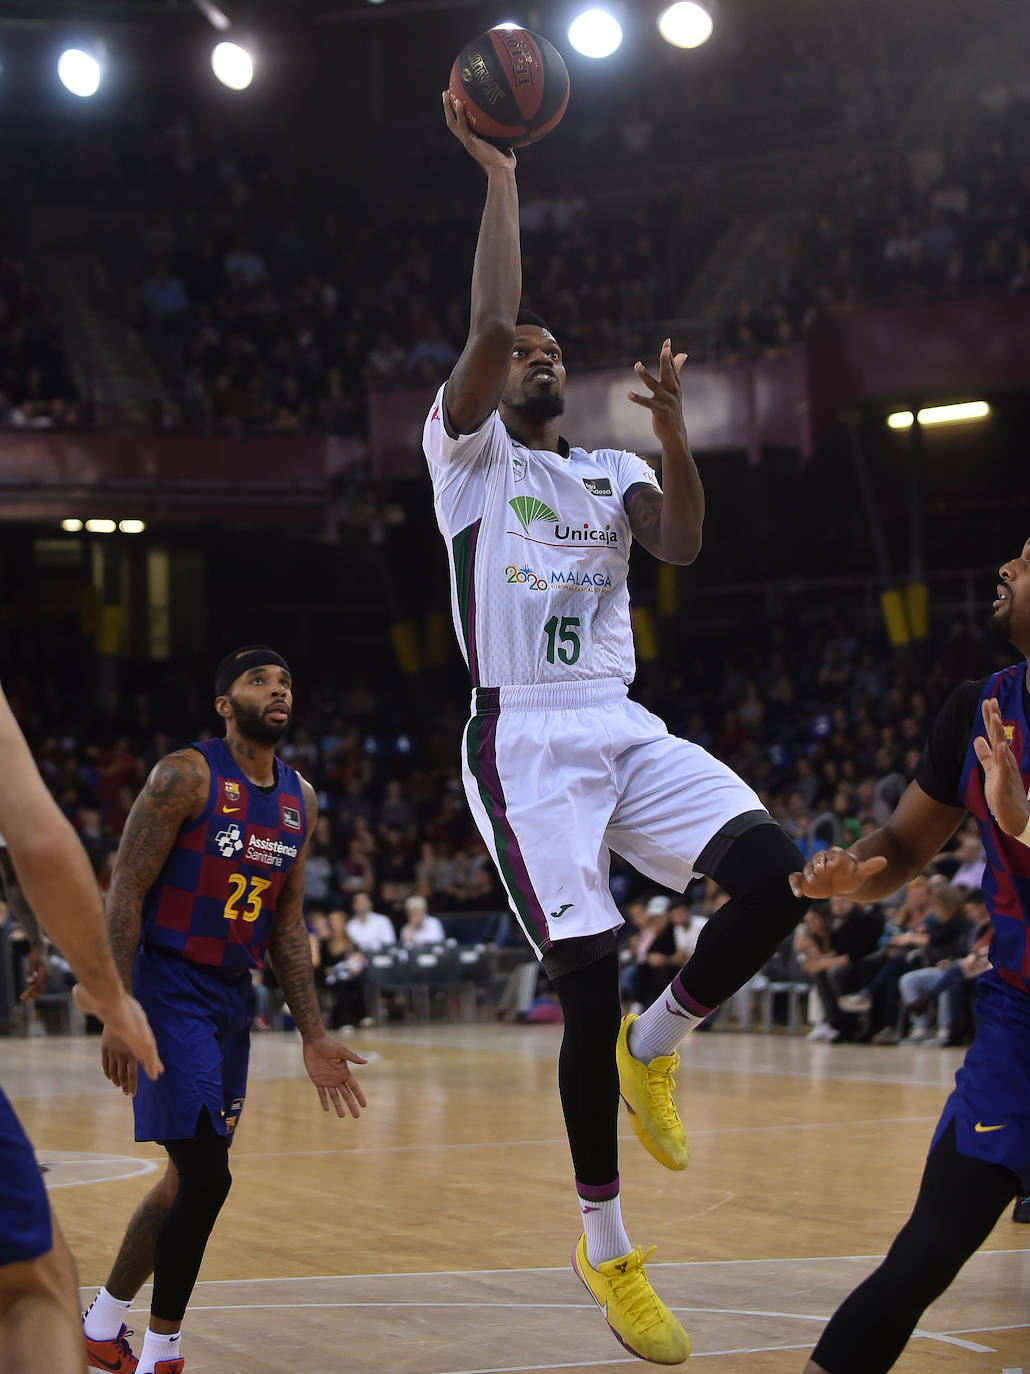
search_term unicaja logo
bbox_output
[509,496,558,533]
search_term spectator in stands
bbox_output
[794,905,840,1040]
[896,884,977,1042]
[345,890,396,951]
[806,894,883,1041]
[625,896,680,1015]
[319,911,371,1029]
[399,895,446,946]
[947,831,987,892]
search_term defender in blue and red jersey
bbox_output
[793,538,1030,1374]
[83,647,367,1374]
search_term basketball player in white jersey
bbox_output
[426,93,881,1366]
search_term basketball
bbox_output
[448,26,570,149]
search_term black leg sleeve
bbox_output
[551,949,622,1187]
[152,1111,233,1323]
[677,821,808,1010]
[811,1119,1019,1374]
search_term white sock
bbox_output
[628,979,710,1061]
[577,1179,631,1267]
[138,1327,182,1374]
[83,1286,132,1341]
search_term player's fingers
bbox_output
[139,1041,164,1082]
[316,1083,330,1112]
[348,1077,368,1110]
[125,1062,138,1097]
[854,856,888,880]
[673,352,688,375]
[633,360,661,392]
[659,339,675,384]
[627,391,656,408]
[973,734,993,768]
[341,1048,368,1065]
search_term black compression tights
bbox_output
[152,1111,233,1323]
[551,949,622,1187]
[811,1120,1019,1374]
[677,821,808,1011]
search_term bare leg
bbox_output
[0,1207,82,1374]
[105,1158,179,1300]
[804,1364,829,1373]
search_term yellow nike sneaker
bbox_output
[573,1234,691,1364]
[616,1014,689,1171]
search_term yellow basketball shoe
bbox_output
[573,1234,690,1364]
[616,1014,689,1171]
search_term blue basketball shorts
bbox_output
[132,946,251,1145]
[931,977,1030,1192]
[0,1087,52,1267]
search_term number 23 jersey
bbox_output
[140,737,307,972]
[423,383,660,688]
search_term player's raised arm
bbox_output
[440,90,520,438]
[624,338,704,566]
[0,682,162,1081]
[789,779,965,901]
[267,779,367,1119]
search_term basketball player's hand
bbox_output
[788,847,888,899]
[83,992,163,1094]
[973,697,1030,837]
[442,91,517,175]
[302,1034,368,1119]
[19,943,50,1001]
[627,339,689,449]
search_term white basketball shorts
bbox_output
[461,677,764,958]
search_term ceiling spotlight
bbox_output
[568,9,623,59]
[658,2,714,49]
[85,518,117,533]
[211,40,254,90]
[119,519,146,534]
[58,48,102,98]
[61,518,83,533]
[887,401,990,430]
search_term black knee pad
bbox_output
[706,818,808,921]
[162,1114,232,1209]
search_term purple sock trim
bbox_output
[575,1175,620,1202]
[671,972,715,1019]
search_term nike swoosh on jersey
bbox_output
[222,806,240,814]
[974,1121,1006,1133]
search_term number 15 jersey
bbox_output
[423,384,660,688]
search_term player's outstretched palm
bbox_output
[627,338,689,450]
[442,91,516,175]
[973,697,1030,837]
[789,847,888,900]
[303,1034,368,1119]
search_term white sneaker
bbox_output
[806,1022,839,1042]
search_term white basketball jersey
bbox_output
[423,384,661,688]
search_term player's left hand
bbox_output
[973,697,1030,837]
[19,944,50,1001]
[302,1034,368,1119]
[627,339,689,449]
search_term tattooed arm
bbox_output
[625,339,704,565]
[101,748,209,1094]
[269,780,367,1118]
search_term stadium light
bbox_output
[119,519,146,534]
[85,518,117,533]
[658,3,714,49]
[568,9,623,59]
[887,401,990,430]
[58,48,102,98]
[211,40,253,90]
[61,519,83,533]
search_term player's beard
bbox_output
[509,390,566,420]
[229,697,291,745]
[988,601,1013,646]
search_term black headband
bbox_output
[214,646,292,698]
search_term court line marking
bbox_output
[88,1246,1026,1286]
[40,1153,159,1189]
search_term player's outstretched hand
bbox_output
[627,338,689,450]
[973,697,1030,837]
[788,847,888,900]
[19,944,50,1002]
[303,1034,368,1119]
[76,986,164,1094]
[442,91,516,176]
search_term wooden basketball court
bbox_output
[4,1024,1028,1373]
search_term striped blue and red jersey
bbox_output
[139,738,307,972]
[959,664,1030,998]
